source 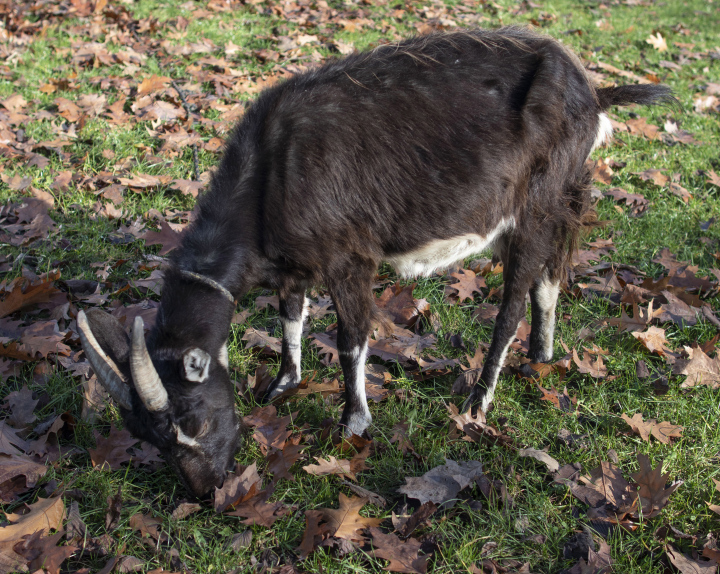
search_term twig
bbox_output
[171,79,200,182]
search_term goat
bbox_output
[78,27,674,497]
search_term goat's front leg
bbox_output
[528,269,561,364]
[265,290,307,399]
[329,270,375,436]
[467,246,540,413]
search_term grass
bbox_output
[1,0,720,572]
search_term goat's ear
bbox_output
[83,308,132,378]
[182,348,211,383]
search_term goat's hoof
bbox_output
[339,410,372,437]
[464,387,493,416]
[261,377,300,403]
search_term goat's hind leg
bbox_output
[265,290,308,399]
[328,265,375,436]
[466,242,541,413]
[528,268,561,364]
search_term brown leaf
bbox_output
[635,169,668,187]
[129,512,162,540]
[0,453,47,490]
[225,488,290,527]
[707,478,720,517]
[243,405,297,455]
[266,435,304,483]
[137,75,171,95]
[626,117,660,139]
[140,219,183,255]
[608,300,662,333]
[675,346,720,389]
[573,348,608,378]
[0,496,65,544]
[446,403,514,448]
[89,425,138,470]
[0,270,62,319]
[604,187,648,216]
[592,158,614,184]
[295,510,333,560]
[632,326,674,360]
[398,458,483,509]
[621,413,683,444]
[646,32,668,52]
[376,283,430,328]
[317,493,382,540]
[310,330,340,365]
[519,447,559,472]
[302,446,370,482]
[171,502,202,521]
[473,302,499,323]
[214,463,262,513]
[580,461,638,513]
[16,530,77,574]
[631,453,682,518]
[445,269,486,303]
[537,384,576,412]
[243,328,282,356]
[2,385,37,429]
[667,545,717,574]
[369,527,428,574]
[707,170,720,188]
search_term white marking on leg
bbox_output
[275,298,309,390]
[591,112,613,152]
[384,218,515,278]
[479,337,513,413]
[534,276,560,361]
[344,342,372,435]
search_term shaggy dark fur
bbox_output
[89,27,674,497]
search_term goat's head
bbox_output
[77,308,242,498]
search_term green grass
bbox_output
[2,0,720,572]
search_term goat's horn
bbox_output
[76,310,132,410]
[130,316,168,412]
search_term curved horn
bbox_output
[130,316,168,412]
[76,310,132,410]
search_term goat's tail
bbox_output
[596,84,679,110]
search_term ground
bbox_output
[1,0,720,573]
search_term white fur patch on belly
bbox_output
[591,112,613,152]
[384,218,514,278]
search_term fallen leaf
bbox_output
[608,300,662,333]
[621,412,683,444]
[537,384,576,412]
[0,496,65,544]
[316,493,382,540]
[674,346,720,389]
[214,463,262,513]
[580,461,637,513]
[573,348,608,378]
[667,545,717,574]
[632,326,675,360]
[243,328,282,355]
[369,527,428,574]
[519,448,560,472]
[266,435,304,483]
[302,446,370,482]
[398,458,483,509]
[376,283,430,328]
[646,32,668,52]
[88,425,138,470]
[631,453,682,518]
[225,487,291,527]
[445,269,486,303]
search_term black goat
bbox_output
[79,27,674,497]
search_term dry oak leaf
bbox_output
[369,527,428,574]
[635,169,668,187]
[626,117,661,140]
[242,328,282,355]
[0,496,65,544]
[376,283,430,328]
[266,435,305,483]
[646,32,668,52]
[129,512,163,540]
[89,425,138,470]
[537,384,576,412]
[632,326,674,359]
[0,270,61,319]
[398,458,483,509]
[604,187,648,216]
[214,463,262,513]
[608,300,662,333]
[137,75,171,96]
[302,446,370,482]
[580,461,638,513]
[620,413,683,444]
[225,488,291,527]
[631,453,682,518]
[675,346,720,389]
[243,405,297,455]
[447,403,514,448]
[17,530,77,574]
[445,269,486,303]
[572,348,608,378]
[707,170,720,188]
[519,447,560,473]
[310,331,340,365]
[295,510,333,561]
[667,545,717,574]
[140,220,183,256]
[0,454,47,489]
[707,478,720,517]
[317,493,382,540]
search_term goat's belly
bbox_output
[383,218,514,278]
